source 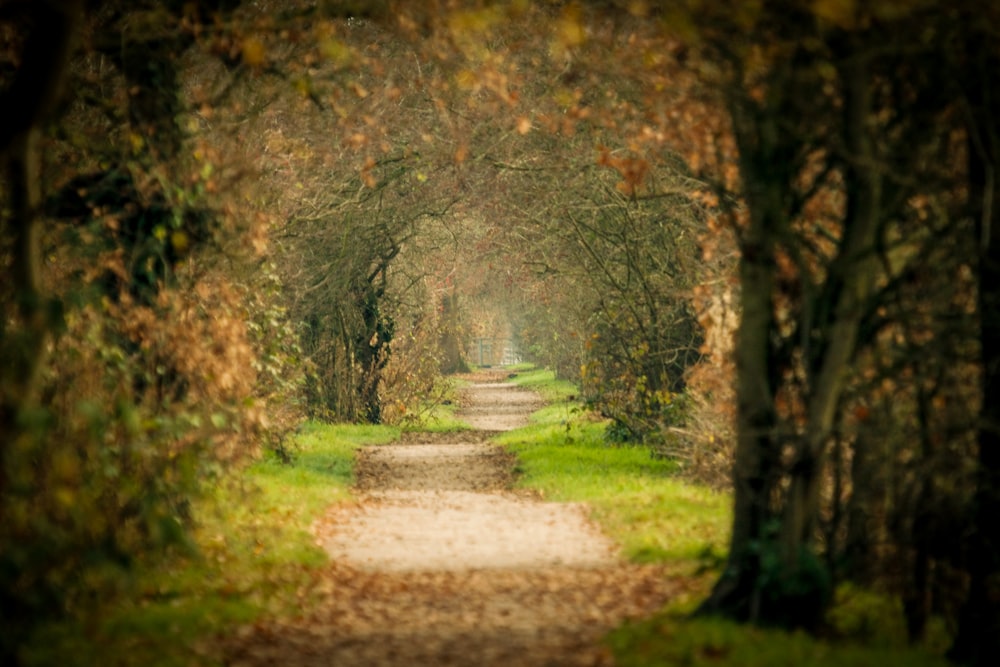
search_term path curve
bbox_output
[224,370,676,667]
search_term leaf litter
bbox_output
[222,370,678,666]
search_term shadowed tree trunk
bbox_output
[440,292,469,374]
[778,35,881,587]
[356,281,393,423]
[0,3,82,663]
[0,0,81,488]
[696,66,790,625]
[950,36,1000,664]
[698,29,884,631]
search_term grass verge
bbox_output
[495,368,730,566]
[22,421,397,667]
[496,366,950,667]
[606,612,951,667]
[507,366,581,403]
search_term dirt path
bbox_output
[225,370,676,666]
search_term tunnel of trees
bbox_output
[1,0,998,665]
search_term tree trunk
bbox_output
[0,0,81,472]
[696,95,783,623]
[439,292,469,373]
[356,285,391,424]
[844,427,888,583]
[0,4,82,664]
[778,42,880,607]
[949,57,1000,664]
[699,37,881,630]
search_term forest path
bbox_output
[225,370,676,667]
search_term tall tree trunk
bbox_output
[844,427,888,583]
[356,284,390,424]
[696,94,783,623]
[949,49,1000,663]
[779,39,880,587]
[699,37,881,630]
[0,0,81,479]
[439,292,469,373]
[0,4,81,664]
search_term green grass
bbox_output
[500,425,730,563]
[495,374,730,565]
[400,377,473,432]
[607,613,951,667]
[22,421,398,667]
[496,366,950,667]
[507,366,580,403]
[402,399,471,432]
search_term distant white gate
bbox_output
[470,337,521,367]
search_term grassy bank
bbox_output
[23,422,397,667]
[607,612,950,667]
[497,367,950,667]
[499,367,730,567]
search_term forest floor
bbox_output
[223,369,677,666]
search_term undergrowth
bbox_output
[399,376,472,432]
[21,422,397,667]
[402,400,470,432]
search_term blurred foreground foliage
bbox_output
[17,422,392,667]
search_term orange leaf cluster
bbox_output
[596,147,649,196]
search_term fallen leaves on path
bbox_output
[314,488,620,571]
[221,370,678,666]
[354,443,516,492]
[224,562,680,667]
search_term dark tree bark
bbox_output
[843,427,888,583]
[0,4,83,663]
[356,282,393,424]
[439,292,470,374]
[0,0,82,474]
[696,67,791,625]
[698,27,885,632]
[950,39,1000,664]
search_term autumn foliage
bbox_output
[2,0,1000,665]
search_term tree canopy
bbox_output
[1,0,998,664]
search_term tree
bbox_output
[651,0,976,629]
[249,14,466,422]
[388,5,720,447]
[0,1,289,659]
[0,0,81,479]
[1,4,83,659]
[949,6,1000,662]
